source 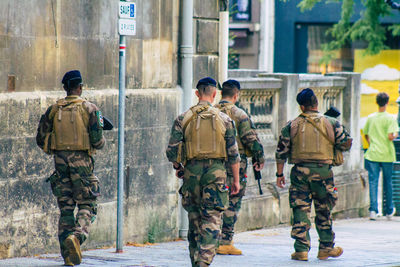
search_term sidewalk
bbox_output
[1,217,399,267]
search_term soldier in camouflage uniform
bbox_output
[214,80,265,255]
[275,88,352,261]
[36,70,105,266]
[166,77,240,267]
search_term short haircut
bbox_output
[376,92,389,107]
[65,80,82,91]
[197,84,216,96]
[303,95,318,107]
[221,83,239,98]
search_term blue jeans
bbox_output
[364,159,394,214]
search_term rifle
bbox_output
[252,157,263,195]
[103,116,114,131]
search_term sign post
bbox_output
[116,0,136,254]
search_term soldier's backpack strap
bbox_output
[215,102,235,116]
[181,106,209,133]
[300,113,334,145]
[181,110,195,135]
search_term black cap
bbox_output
[62,70,82,85]
[196,77,217,89]
[296,88,315,106]
[324,106,341,118]
[222,79,241,90]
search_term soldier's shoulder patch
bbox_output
[96,111,104,128]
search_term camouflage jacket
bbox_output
[166,101,240,165]
[36,95,106,151]
[216,100,265,164]
[276,110,352,164]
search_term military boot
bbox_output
[216,244,242,255]
[291,251,308,261]
[317,246,343,260]
[63,256,74,266]
[64,235,82,265]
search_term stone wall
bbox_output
[0,89,181,258]
[0,0,223,258]
[192,0,220,86]
[0,0,180,92]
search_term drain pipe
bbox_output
[178,0,193,239]
[180,0,194,111]
[219,0,229,84]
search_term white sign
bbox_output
[119,2,136,19]
[119,19,136,36]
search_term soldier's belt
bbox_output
[295,162,330,168]
[187,158,225,165]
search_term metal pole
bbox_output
[178,0,193,238]
[116,34,126,253]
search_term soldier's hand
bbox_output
[231,181,240,195]
[276,176,286,188]
[253,162,264,171]
[175,169,184,179]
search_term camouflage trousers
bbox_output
[180,159,229,266]
[220,156,248,245]
[48,151,100,259]
[289,163,338,252]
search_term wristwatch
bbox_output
[276,172,284,177]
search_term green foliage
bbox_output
[389,24,400,36]
[297,0,323,11]
[145,214,169,243]
[286,0,399,64]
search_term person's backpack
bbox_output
[301,113,343,166]
[215,102,252,157]
[49,98,91,151]
[182,105,227,160]
[291,113,337,163]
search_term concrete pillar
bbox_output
[258,0,275,72]
[259,73,300,132]
[327,72,362,170]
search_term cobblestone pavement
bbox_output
[1,217,399,267]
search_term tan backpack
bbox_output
[300,113,344,166]
[215,102,252,157]
[182,105,227,160]
[49,98,91,151]
[291,113,335,163]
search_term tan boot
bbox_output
[317,246,343,260]
[64,235,82,265]
[291,251,308,261]
[63,256,74,266]
[216,244,242,255]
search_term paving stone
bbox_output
[1,217,399,266]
